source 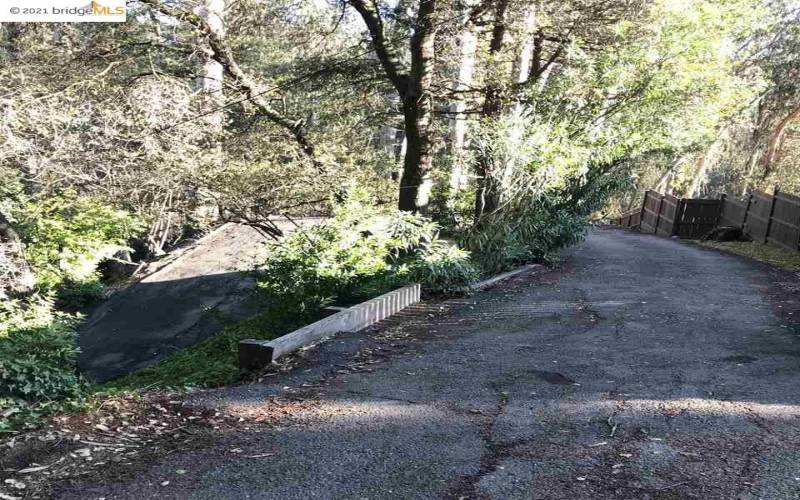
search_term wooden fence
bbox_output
[640,191,682,236]
[613,190,723,239]
[721,189,800,249]
[613,187,800,248]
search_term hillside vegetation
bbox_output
[2,0,798,430]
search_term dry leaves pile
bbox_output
[0,391,235,499]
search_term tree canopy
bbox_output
[2,0,800,426]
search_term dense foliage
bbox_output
[259,191,479,303]
[0,190,143,429]
[0,297,84,431]
[1,0,798,429]
[14,190,143,291]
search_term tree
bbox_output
[141,0,322,168]
[348,0,439,213]
[194,0,225,110]
[473,0,511,220]
[445,19,479,202]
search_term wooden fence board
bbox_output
[766,215,800,250]
[640,191,662,233]
[676,199,721,238]
[613,187,800,251]
[611,209,641,229]
[743,192,772,243]
[719,189,800,250]
[776,191,800,205]
[719,195,748,227]
[655,195,681,236]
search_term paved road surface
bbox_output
[61,229,800,498]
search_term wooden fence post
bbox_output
[764,186,779,244]
[796,208,800,250]
[653,193,664,234]
[742,192,752,228]
[671,199,684,237]
[638,190,649,232]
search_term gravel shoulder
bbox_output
[46,228,800,498]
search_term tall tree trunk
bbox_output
[688,142,720,198]
[743,144,765,195]
[474,0,511,221]
[187,0,226,239]
[513,7,537,91]
[398,0,437,212]
[652,168,671,193]
[349,0,439,213]
[399,101,435,211]
[194,0,225,129]
[498,6,537,200]
[664,171,675,195]
[760,106,800,179]
[1,24,21,60]
[377,94,402,164]
[446,25,478,202]
[653,154,686,194]
[378,124,399,158]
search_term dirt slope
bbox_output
[79,219,321,382]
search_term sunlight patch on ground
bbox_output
[219,397,447,425]
[550,397,800,420]
[624,398,800,418]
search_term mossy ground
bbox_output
[697,240,800,272]
[103,307,321,391]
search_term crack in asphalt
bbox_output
[443,387,511,500]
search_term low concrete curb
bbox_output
[471,263,544,291]
[239,283,421,371]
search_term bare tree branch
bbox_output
[139,0,324,170]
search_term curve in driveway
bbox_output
[62,228,800,499]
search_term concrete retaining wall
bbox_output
[239,283,421,371]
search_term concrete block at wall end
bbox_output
[239,340,275,372]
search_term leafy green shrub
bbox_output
[0,296,85,431]
[14,190,144,290]
[405,239,479,293]
[259,222,393,310]
[258,190,477,303]
[467,203,589,273]
[462,174,624,273]
[0,190,143,431]
[55,277,106,312]
[383,211,438,258]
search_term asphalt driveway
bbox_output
[56,228,800,499]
